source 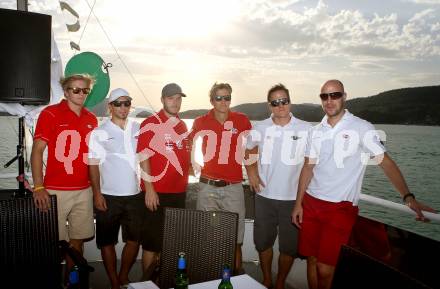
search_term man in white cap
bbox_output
[88,88,143,289]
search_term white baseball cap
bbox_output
[108,88,132,103]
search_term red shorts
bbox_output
[298,193,358,266]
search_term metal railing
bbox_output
[360,193,440,223]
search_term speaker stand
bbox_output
[3,117,32,198]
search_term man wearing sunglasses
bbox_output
[291,79,436,289]
[189,82,252,274]
[88,88,143,289]
[245,84,311,289]
[31,74,98,277]
[137,83,191,276]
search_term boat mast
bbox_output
[17,0,28,11]
[17,0,28,197]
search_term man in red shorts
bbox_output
[190,82,252,273]
[31,74,97,273]
[137,83,190,275]
[291,79,436,289]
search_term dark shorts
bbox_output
[95,193,145,248]
[298,193,358,266]
[141,192,186,252]
[254,194,298,256]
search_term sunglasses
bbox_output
[319,92,344,101]
[68,87,91,95]
[111,100,131,107]
[270,97,290,107]
[214,95,232,102]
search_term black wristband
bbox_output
[402,193,415,203]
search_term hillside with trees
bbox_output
[179,85,440,125]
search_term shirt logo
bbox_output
[164,134,174,152]
[291,135,301,140]
[175,139,184,149]
[228,127,238,134]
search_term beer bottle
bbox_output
[175,252,189,289]
[218,265,233,289]
[67,265,80,289]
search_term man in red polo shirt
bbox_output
[190,82,252,273]
[31,74,97,272]
[137,83,190,274]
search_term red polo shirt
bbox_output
[137,109,190,193]
[190,109,251,182]
[34,99,97,190]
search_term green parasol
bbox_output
[64,52,111,108]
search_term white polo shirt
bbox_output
[306,110,386,204]
[247,114,312,200]
[88,118,140,196]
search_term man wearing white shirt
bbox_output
[291,79,436,289]
[89,88,143,289]
[245,84,311,289]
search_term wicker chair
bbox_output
[1,195,61,288]
[157,207,238,289]
[0,195,93,289]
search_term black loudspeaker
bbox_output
[0,8,51,105]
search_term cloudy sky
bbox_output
[2,0,440,111]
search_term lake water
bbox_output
[1,117,439,241]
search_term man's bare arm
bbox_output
[89,162,107,211]
[291,158,315,227]
[31,139,50,211]
[378,153,436,221]
[139,156,160,211]
[244,146,264,193]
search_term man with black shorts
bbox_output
[137,83,190,275]
[291,79,436,289]
[89,88,143,289]
[246,84,311,289]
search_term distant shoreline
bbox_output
[2,85,439,126]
